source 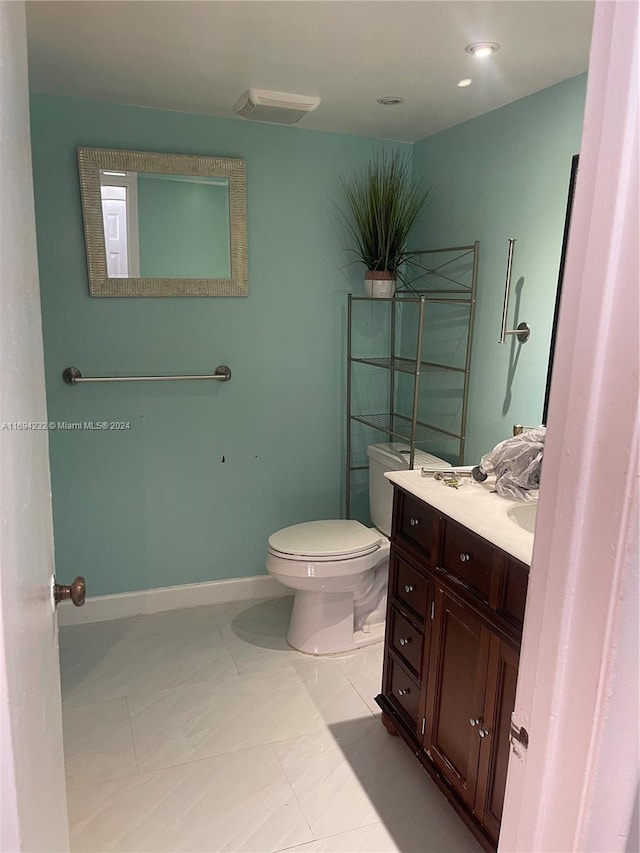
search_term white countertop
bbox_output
[385,469,535,566]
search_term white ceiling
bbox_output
[25,1,594,143]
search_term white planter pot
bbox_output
[364,272,396,298]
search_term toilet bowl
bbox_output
[266,443,451,655]
[266,520,391,655]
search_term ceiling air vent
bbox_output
[233,89,321,125]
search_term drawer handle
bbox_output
[397,688,410,696]
[409,517,421,527]
[479,726,490,738]
[459,553,471,562]
[469,717,481,727]
[399,637,412,646]
[404,584,415,593]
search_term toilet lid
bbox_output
[268,520,381,558]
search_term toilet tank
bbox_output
[367,443,451,537]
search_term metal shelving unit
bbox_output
[346,242,479,518]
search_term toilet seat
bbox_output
[268,519,382,561]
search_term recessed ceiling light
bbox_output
[376,96,404,106]
[457,79,473,88]
[465,42,500,58]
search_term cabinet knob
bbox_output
[397,688,410,696]
[399,637,411,646]
[404,584,415,593]
[459,553,471,563]
[469,717,481,727]
[409,517,421,527]
[479,727,490,738]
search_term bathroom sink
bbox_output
[507,503,538,534]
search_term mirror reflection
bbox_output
[78,147,247,297]
[100,171,231,280]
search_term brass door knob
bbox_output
[54,576,86,607]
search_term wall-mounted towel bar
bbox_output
[63,365,232,385]
[499,238,530,344]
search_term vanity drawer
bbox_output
[498,558,529,629]
[397,492,440,564]
[440,519,500,606]
[387,657,420,729]
[389,606,424,678]
[393,554,428,622]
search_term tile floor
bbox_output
[59,595,483,853]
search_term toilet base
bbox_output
[286,589,386,655]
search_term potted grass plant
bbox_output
[335,151,430,297]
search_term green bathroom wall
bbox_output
[30,93,407,596]
[411,74,587,463]
[31,77,587,597]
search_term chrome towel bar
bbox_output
[499,238,530,344]
[63,365,232,385]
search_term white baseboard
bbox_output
[57,575,287,626]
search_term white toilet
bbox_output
[266,443,451,655]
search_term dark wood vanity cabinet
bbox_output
[376,486,528,851]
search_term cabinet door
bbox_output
[474,636,519,844]
[423,584,491,808]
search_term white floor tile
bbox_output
[289,656,375,726]
[279,821,398,852]
[419,807,486,853]
[129,596,293,637]
[67,744,313,852]
[218,599,302,675]
[229,594,294,625]
[273,716,448,840]
[279,807,483,853]
[127,665,338,772]
[61,623,238,706]
[59,618,130,650]
[60,597,483,853]
[58,596,292,650]
[62,697,137,790]
[334,644,385,714]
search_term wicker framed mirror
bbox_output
[78,147,247,297]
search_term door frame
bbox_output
[500,1,639,849]
[0,3,69,850]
